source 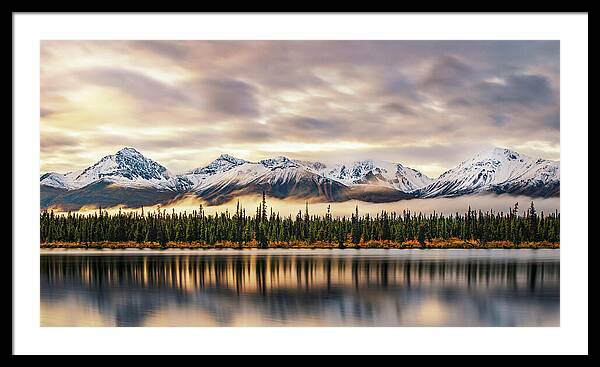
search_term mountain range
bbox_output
[40,147,560,210]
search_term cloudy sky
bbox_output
[41,40,559,178]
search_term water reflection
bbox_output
[40,249,559,327]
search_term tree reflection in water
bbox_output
[40,250,559,327]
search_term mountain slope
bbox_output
[40,146,560,209]
[40,147,185,191]
[42,181,181,211]
[184,156,351,205]
[298,159,433,192]
[418,147,560,198]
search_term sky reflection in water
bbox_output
[40,249,559,327]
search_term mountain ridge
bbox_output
[41,146,560,209]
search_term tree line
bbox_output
[40,194,559,247]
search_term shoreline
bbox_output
[40,239,559,250]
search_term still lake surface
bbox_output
[40,249,559,327]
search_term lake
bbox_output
[40,249,559,327]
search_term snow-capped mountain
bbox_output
[40,147,183,191]
[182,155,349,204]
[39,172,79,190]
[40,146,560,210]
[176,155,430,204]
[298,159,433,192]
[418,147,560,198]
[188,154,248,176]
[179,154,249,188]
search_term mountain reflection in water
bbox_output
[40,249,559,327]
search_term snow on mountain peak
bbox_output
[116,146,143,156]
[296,158,432,192]
[420,147,559,197]
[77,147,170,182]
[475,147,523,161]
[189,154,247,176]
[216,153,246,164]
[260,156,298,169]
[40,172,77,190]
[41,147,559,201]
[41,147,180,191]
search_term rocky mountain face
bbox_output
[41,147,184,191]
[417,147,560,198]
[298,159,433,192]
[40,147,560,210]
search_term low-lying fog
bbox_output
[55,194,560,217]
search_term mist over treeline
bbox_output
[41,193,559,246]
[47,194,560,218]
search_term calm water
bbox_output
[40,249,559,327]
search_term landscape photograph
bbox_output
[39,40,560,327]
